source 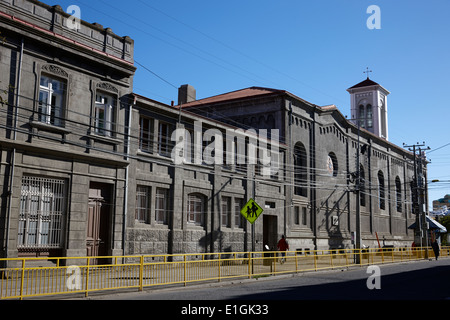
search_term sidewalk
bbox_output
[1,247,442,299]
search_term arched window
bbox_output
[396,176,402,212]
[266,114,275,131]
[328,152,338,177]
[187,194,205,226]
[293,142,307,196]
[357,102,373,129]
[378,171,385,210]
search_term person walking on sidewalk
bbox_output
[432,240,440,260]
[277,235,289,264]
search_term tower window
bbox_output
[358,103,373,129]
[366,104,373,128]
[358,105,365,128]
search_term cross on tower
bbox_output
[363,67,372,79]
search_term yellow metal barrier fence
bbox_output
[1,246,447,300]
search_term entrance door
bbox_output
[263,215,278,251]
[86,184,111,264]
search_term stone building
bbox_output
[0,0,135,261]
[0,0,425,262]
[177,84,419,251]
[125,93,283,255]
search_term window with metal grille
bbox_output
[18,176,66,249]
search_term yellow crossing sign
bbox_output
[240,198,263,224]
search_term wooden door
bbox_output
[86,185,110,265]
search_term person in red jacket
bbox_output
[277,235,289,264]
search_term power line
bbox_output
[428,141,450,154]
[135,60,178,90]
[0,87,422,207]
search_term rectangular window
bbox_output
[235,141,247,173]
[155,188,169,224]
[38,75,65,126]
[302,207,307,225]
[184,129,194,163]
[269,149,280,180]
[396,180,402,213]
[366,106,373,128]
[139,116,154,153]
[265,202,275,209]
[358,105,365,129]
[95,93,115,137]
[18,176,66,249]
[136,185,150,223]
[379,189,385,210]
[221,196,231,227]
[187,194,204,226]
[294,207,300,225]
[234,198,243,228]
[158,122,173,157]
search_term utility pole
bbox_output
[348,117,363,257]
[403,142,430,252]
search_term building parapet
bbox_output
[0,0,134,65]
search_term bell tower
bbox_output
[347,69,390,140]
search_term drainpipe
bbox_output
[5,37,24,259]
[311,108,318,250]
[122,95,134,255]
[287,101,292,239]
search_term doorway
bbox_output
[263,215,278,251]
[86,183,111,264]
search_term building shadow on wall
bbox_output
[198,230,234,257]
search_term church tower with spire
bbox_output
[347,69,390,140]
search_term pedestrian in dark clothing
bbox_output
[431,241,440,260]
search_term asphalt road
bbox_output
[84,257,450,301]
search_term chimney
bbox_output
[178,84,196,105]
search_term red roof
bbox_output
[177,87,289,108]
[176,86,321,110]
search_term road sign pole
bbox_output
[252,223,255,252]
[240,198,263,255]
[251,223,255,275]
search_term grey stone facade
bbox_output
[0,0,135,260]
[178,87,420,251]
[0,0,423,262]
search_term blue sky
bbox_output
[46,0,450,208]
